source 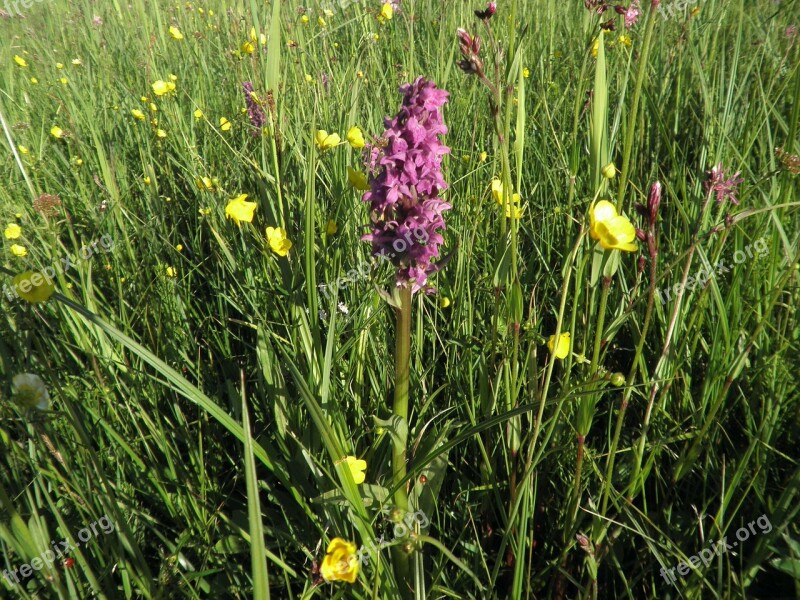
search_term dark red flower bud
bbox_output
[475,1,496,19]
[636,228,646,242]
[647,180,661,225]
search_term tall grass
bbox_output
[1,0,798,598]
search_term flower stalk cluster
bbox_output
[242,81,266,135]
[362,77,451,293]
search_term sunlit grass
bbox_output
[1,0,798,598]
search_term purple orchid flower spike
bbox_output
[362,77,451,294]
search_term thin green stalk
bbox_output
[628,191,713,492]
[599,245,657,518]
[391,285,412,598]
[615,3,658,212]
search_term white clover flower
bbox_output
[11,373,50,410]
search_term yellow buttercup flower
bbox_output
[589,200,638,252]
[317,16,326,27]
[547,332,571,360]
[194,108,204,120]
[56,62,64,69]
[249,26,267,45]
[320,538,359,584]
[166,266,177,277]
[591,38,600,58]
[315,130,341,150]
[50,126,65,139]
[241,40,255,55]
[59,77,68,85]
[300,14,309,24]
[265,226,292,256]
[12,272,55,303]
[347,167,370,190]
[14,55,27,68]
[617,34,631,47]
[131,108,146,121]
[346,126,365,149]
[199,207,212,216]
[479,151,488,162]
[439,296,451,308]
[29,78,38,84]
[71,58,82,66]
[4,223,22,240]
[219,117,232,131]
[10,244,28,257]
[143,176,151,185]
[325,220,338,235]
[523,67,530,78]
[175,244,183,252]
[379,3,393,21]
[490,178,521,206]
[149,103,158,113]
[151,80,176,96]
[18,145,29,155]
[225,194,257,225]
[344,456,367,484]
[491,178,524,217]
[156,129,167,138]
[504,203,524,219]
[169,26,184,40]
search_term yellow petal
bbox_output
[225,194,257,225]
[347,167,370,190]
[346,126,365,149]
[4,223,22,240]
[547,332,571,359]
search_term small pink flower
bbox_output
[705,163,744,205]
[625,1,640,27]
[92,15,103,26]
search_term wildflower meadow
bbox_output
[2,0,799,598]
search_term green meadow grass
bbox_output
[1,0,798,598]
